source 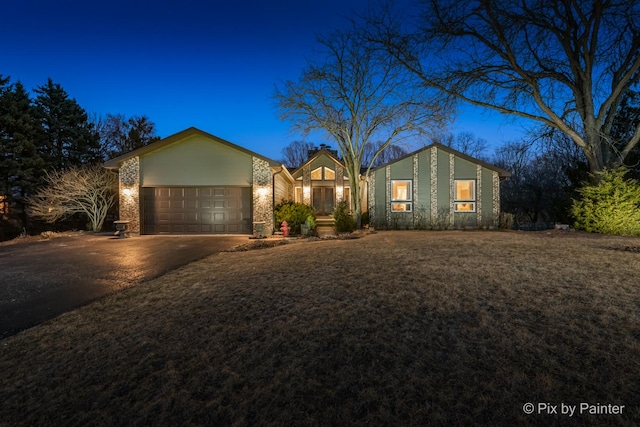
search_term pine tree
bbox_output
[33,78,101,169]
[0,77,45,227]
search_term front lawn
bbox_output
[1,231,638,426]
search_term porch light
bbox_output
[257,187,268,198]
[122,188,132,196]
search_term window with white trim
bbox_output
[391,180,412,212]
[310,166,336,181]
[454,180,476,212]
[324,167,335,180]
[311,167,323,180]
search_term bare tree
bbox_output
[369,0,640,173]
[431,131,489,160]
[280,140,316,169]
[493,128,588,225]
[275,24,450,226]
[94,113,160,159]
[362,140,410,167]
[28,165,118,232]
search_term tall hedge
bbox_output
[571,167,640,236]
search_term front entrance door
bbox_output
[312,187,334,215]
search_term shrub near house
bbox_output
[572,167,640,236]
[274,201,315,235]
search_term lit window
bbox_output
[295,187,302,203]
[454,180,476,212]
[311,166,336,180]
[391,180,412,212]
[324,167,335,180]
[0,195,7,214]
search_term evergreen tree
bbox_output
[33,78,101,169]
[572,167,640,236]
[0,77,45,227]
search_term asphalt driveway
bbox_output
[0,234,248,339]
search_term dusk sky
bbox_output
[2,0,524,161]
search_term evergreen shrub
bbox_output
[333,200,355,233]
[571,167,640,236]
[274,200,315,235]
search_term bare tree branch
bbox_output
[367,0,640,172]
[275,21,451,225]
[27,165,118,232]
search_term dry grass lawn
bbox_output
[1,230,639,426]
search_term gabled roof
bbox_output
[370,142,511,178]
[103,127,281,169]
[291,148,346,177]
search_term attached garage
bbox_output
[104,128,293,236]
[142,186,251,234]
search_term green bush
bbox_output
[274,200,315,235]
[361,211,370,227]
[571,167,640,236]
[333,200,355,233]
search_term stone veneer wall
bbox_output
[368,172,376,225]
[412,154,419,227]
[476,164,483,226]
[302,165,311,205]
[430,146,438,224]
[119,157,140,232]
[492,171,500,226]
[385,166,391,226]
[252,157,274,235]
[449,153,455,227]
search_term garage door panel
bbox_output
[143,186,251,234]
[156,224,170,233]
[227,200,242,209]
[227,188,242,198]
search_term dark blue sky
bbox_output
[2,0,523,160]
